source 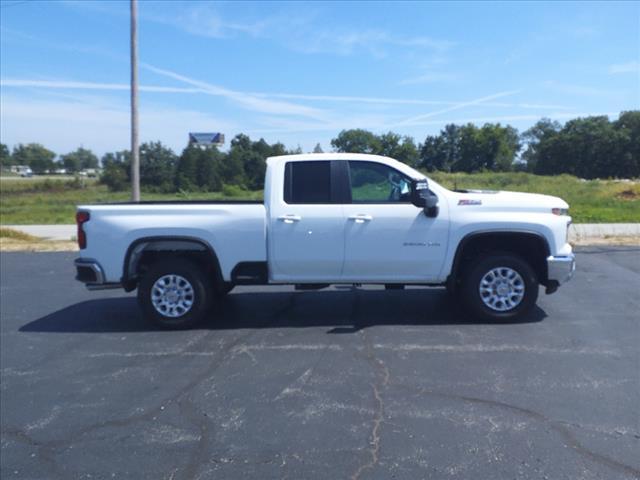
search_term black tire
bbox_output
[460,252,538,321]
[216,282,234,297]
[137,258,213,329]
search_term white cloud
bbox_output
[288,29,454,57]
[394,90,522,127]
[0,94,237,156]
[398,72,459,85]
[2,78,571,110]
[0,79,201,94]
[141,64,328,120]
[144,6,268,39]
[608,61,640,75]
[543,80,620,96]
[143,5,454,58]
[395,112,618,128]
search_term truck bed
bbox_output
[79,202,267,282]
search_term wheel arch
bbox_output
[121,236,223,291]
[447,230,551,291]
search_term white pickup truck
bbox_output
[75,153,575,328]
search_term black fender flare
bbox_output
[446,230,551,292]
[121,236,223,290]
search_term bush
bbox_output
[101,166,129,192]
[222,184,248,197]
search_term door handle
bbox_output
[348,214,373,223]
[278,214,301,223]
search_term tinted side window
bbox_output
[348,161,411,203]
[284,161,331,204]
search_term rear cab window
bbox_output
[284,161,331,204]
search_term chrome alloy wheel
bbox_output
[151,274,195,318]
[478,267,525,312]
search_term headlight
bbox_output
[552,208,569,216]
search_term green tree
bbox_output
[12,143,56,174]
[613,111,640,178]
[196,147,224,191]
[230,133,252,151]
[456,124,482,172]
[101,150,131,171]
[331,129,381,154]
[222,148,247,187]
[242,150,267,190]
[0,143,11,168]
[61,147,99,173]
[420,124,461,171]
[421,123,519,172]
[100,150,130,191]
[521,119,561,173]
[250,138,272,159]
[139,142,177,192]
[101,163,129,191]
[533,116,616,178]
[175,145,200,191]
[378,132,419,166]
[477,124,520,171]
[313,143,324,153]
[271,142,287,157]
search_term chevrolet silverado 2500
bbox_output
[75,153,575,328]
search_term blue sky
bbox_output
[1,0,639,156]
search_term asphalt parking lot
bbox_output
[1,248,639,479]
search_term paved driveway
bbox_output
[1,248,639,479]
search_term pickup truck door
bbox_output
[268,161,345,282]
[341,161,448,282]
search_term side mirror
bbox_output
[411,179,439,218]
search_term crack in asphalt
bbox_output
[394,382,640,478]
[177,397,213,480]
[350,291,390,480]
[2,293,300,479]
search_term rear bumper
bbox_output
[547,253,576,285]
[75,258,121,290]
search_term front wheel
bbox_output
[460,253,538,321]
[137,259,212,329]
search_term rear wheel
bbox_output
[138,258,212,329]
[216,282,234,297]
[460,253,538,321]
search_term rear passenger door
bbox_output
[269,161,346,282]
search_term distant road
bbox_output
[0,175,98,181]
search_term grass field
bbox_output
[428,172,639,223]
[0,178,262,225]
[0,173,638,224]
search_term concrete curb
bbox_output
[3,225,76,241]
[569,223,640,241]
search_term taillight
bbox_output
[76,211,90,249]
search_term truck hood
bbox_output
[451,189,569,213]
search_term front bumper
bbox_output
[547,253,576,285]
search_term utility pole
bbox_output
[130,0,140,201]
